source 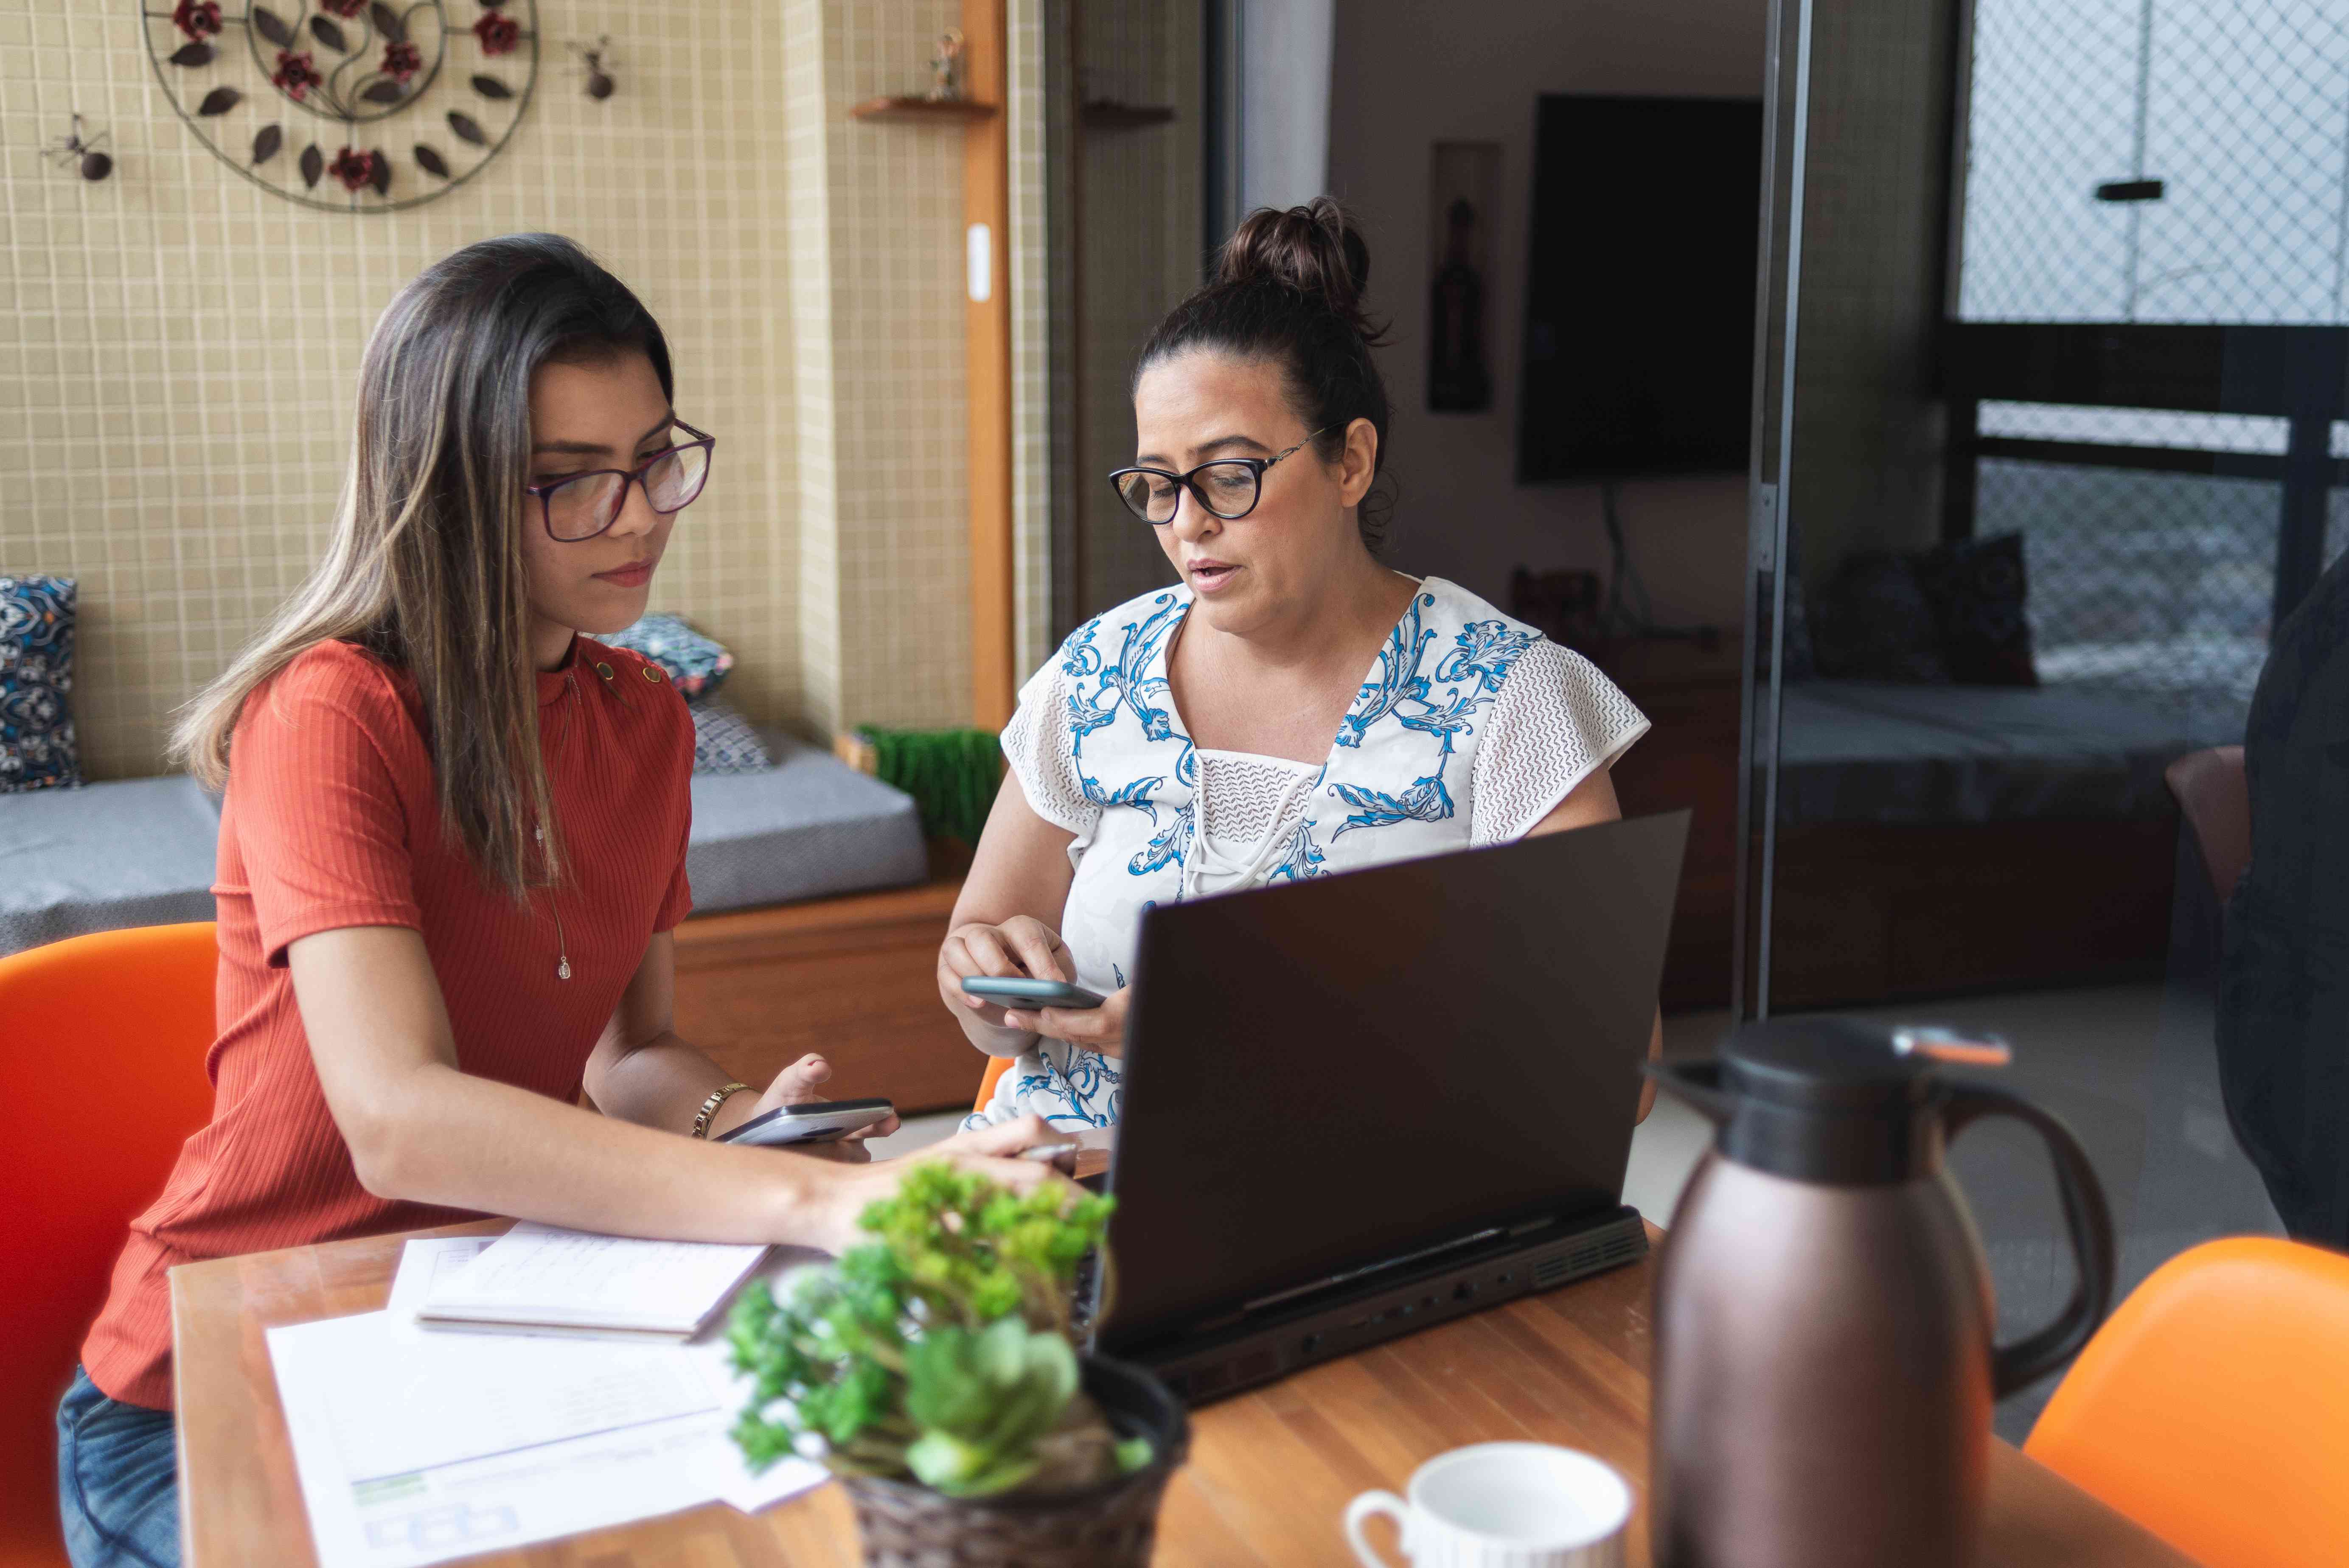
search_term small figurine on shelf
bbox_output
[926,28,964,101]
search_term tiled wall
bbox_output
[783,0,846,739]
[808,0,971,735]
[789,0,1056,734]
[1075,0,1204,620]
[0,1,802,780]
[1007,0,1054,679]
[0,0,1053,777]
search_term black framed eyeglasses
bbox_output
[1108,429,1329,525]
[524,420,716,542]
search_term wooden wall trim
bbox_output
[967,0,1018,730]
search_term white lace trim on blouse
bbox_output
[1195,749,1317,845]
[1000,673,1098,837]
[1468,639,1651,844]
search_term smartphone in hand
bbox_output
[959,976,1106,1010]
[716,1098,895,1147]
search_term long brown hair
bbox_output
[173,234,674,898]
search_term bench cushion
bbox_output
[683,734,926,914]
[0,735,926,955]
[0,776,224,953]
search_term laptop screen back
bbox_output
[1095,811,1687,1352]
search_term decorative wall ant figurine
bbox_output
[568,36,615,100]
[44,114,113,182]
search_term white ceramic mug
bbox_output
[1344,1442,1631,1568]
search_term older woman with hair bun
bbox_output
[939,198,1661,1133]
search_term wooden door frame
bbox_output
[966,0,1017,730]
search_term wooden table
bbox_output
[174,1221,2197,1567]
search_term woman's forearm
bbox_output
[943,982,1040,1056]
[352,1054,851,1245]
[584,1028,765,1137]
[293,926,852,1247]
[942,777,1077,1058]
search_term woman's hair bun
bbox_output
[1215,196,1381,343]
[1138,194,1397,553]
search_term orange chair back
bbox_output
[975,1054,1012,1115]
[2025,1236,2349,1568]
[2164,745,2250,907]
[0,923,218,1565]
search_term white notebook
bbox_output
[415,1222,771,1340]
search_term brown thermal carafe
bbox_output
[1647,1018,2115,1568]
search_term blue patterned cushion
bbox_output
[606,613,735,699]
[0,574,79,792]
[689,698,774,774]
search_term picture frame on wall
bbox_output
[1427,140,1499,414]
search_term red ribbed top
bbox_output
[81,635,693,1408]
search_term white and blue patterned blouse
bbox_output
[967,575,1649,1131]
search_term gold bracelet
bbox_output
[693,1082,751,1140]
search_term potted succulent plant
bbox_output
[726,1164,1188,1568]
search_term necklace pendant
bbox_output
[557,957,572,981]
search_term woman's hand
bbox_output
[727,1052,901,1164]
[803,1114,1069,1254]
[1001,986,1130,1060]
[939,916,1075,1032]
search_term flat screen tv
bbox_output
[1517,94,1764,483]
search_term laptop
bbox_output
[1090,810,1688,1406]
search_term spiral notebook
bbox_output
[414,1222,771,1340]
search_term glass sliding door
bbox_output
[1743,0,2295,1436]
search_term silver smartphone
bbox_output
[959,976,1106,1009]
[715,1097,895,1147]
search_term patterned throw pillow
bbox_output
[689,698,774,774]
[1807,533,2038,687]
[604,613,735,699]
[0,574,79,792]
[1917,532,2039,687]
[1809,552,1952,683]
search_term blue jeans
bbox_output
[56,1366,180,1568]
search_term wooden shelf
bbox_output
[1080,100,1177,130]
[849,95,998,125]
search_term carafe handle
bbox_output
[1943,1084,2117,1395]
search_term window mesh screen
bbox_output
[1978,456,2281,701]
[1962,0,2349,325]
[1955,2,2349,711]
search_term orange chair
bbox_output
[0,923,218,1568]
[2025,1236,2349,1568]
[975,1055,1012,1115]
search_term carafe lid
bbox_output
[1681,1018,2009,1183]
[1722,1018,1938,1115]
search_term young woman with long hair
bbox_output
[58,234,1055,1568]
[939,199,1662,1131]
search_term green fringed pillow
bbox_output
[857,726,1003,842]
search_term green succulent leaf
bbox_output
[724,1168,1119,1490]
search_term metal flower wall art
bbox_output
[141,1,539,212]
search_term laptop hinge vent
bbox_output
[1532,1226,1643,1288]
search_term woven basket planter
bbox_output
[839,1355,1190,1568]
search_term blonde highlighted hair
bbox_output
[173,234,674,898]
